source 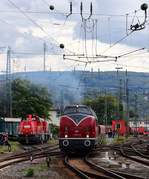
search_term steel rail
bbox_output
[64,156,89,179]
[120,144,149,166]
[85,154,125,179]
[0,150,61,170]
[0,144,59,162]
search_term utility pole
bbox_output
[119,79,123,119]
[104,90,108,126]
[5,46,12,117]
[125,69,129,121]
[134,93,138,136]
[115,67,123,120]
[43,42,46,72]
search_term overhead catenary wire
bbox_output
[0,9,144,18]
[11,51,63,56]
[7,0,75,55]
[101,31,134,54]
[1,0,148,74]
[116,47,145,58]
[100,6,148,54]
[63,46,146,64]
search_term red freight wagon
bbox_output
[112,119,127,135]
[131,127,145,134]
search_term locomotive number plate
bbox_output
[75,130,79,133]
[24,125,30,128]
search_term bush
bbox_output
[25,168,34,177]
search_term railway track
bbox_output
[64,154,137,179]
[0,143,59,163]
[111,138,149,155]
[63,139,148,179]
[120,144,149,166]
[130,143,149,159]
[85,152,145,179]
[64,154,144,179]
[0,144,61,170]
[111,140,149,166]
[64,155,114,179]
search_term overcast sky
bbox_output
[0,0,149,73]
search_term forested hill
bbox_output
[10,70,149,91]
[1,70,149,106]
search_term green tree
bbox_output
[83,95,123,124]
[10,79,52,118]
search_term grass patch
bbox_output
[0,146,6,153]
[25,168,34,177]
[113,136,126,144]
[48,139,58,145]
[0,141,20,153]
[32,163,48,172]
[10,141,20,152]
[22,163,48,177]
[98,135,107,145]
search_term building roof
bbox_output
[4,118,21,122]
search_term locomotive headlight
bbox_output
[86,134,89,138]
[65,134,68,138]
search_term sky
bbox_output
[0,0,149,73]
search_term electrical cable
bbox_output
[0,10,144,17]
[7,0,75,55]
[101,31,133,54]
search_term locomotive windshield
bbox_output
[64,105,92,115]
[63,105,97,124]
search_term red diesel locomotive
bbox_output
[59,105,98,152]
[18,114,50,144]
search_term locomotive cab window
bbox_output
[63,105,92,115]
[116,124,121,129]
[63,105,97,124]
